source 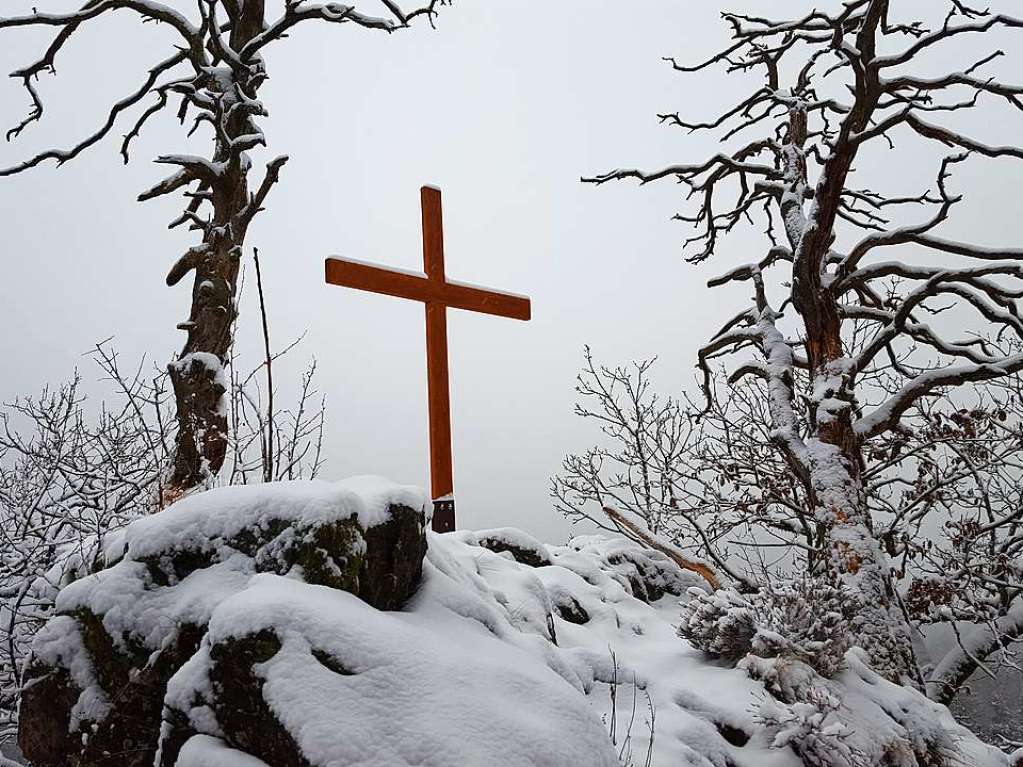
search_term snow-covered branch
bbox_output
[1,0,447,496]
[585,0,1023,688]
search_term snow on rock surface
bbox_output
[168,574,619,767]
[176,735,271,767]
[111,475,425,562]
[16,478,1010,767]
[473,526,553,567]
[163,526,1006,767]
[17,477,427,767]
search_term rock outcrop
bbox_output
[16,483,1009,767]
[18,478,426,767]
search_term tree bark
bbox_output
[778,2,921,684]
[807,1,918,686]
[166,2,267,497]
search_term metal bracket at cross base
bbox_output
[432,497,456,533]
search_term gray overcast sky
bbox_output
[1,1,1020,542]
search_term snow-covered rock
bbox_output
[475,526,553,567]
[17,478,1009,767]
[18,478,427,767]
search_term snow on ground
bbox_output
[454,530,1008,767]
[21,478,1010,766]
[168,515,1006,767]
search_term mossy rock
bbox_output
[159,626,360,767]
[359,504,427,610]
[19,615,204,767]
[139,514,365,592]
[553,594,590,625]
[18,487,428,767]
[606,549,688,603]
[210,629,310,766]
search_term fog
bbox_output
[1,0,1020,542]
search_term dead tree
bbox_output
[555,347,1023,703]
[586,1,1023,684]
[0,0,443,500]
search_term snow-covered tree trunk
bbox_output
[164,2,264,493]
[2,0,446,498]
[585,0,1023,685]
[928,604,1023,704]
[770,45,921,683]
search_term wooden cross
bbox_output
[325,186,532,533]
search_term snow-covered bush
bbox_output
[679,578,853,677]
[677,587,758,662]
[0,351,166,744]
[743,649,961,767]
[0,342,323,745]
[755,683,866,767]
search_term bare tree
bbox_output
[585,0,1023,684]
[551,349,742,588]
[552,347,694,538]
[0,0,444,500]
[0,349,168,743]
[0,330,325,742]
[555,347,1023,706]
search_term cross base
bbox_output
[432,498,455,533]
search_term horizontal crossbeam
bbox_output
[324,257,531,321]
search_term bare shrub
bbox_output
[0,322,324,742]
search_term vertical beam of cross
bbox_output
[421,187,456,531]
[324,186,531,533]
